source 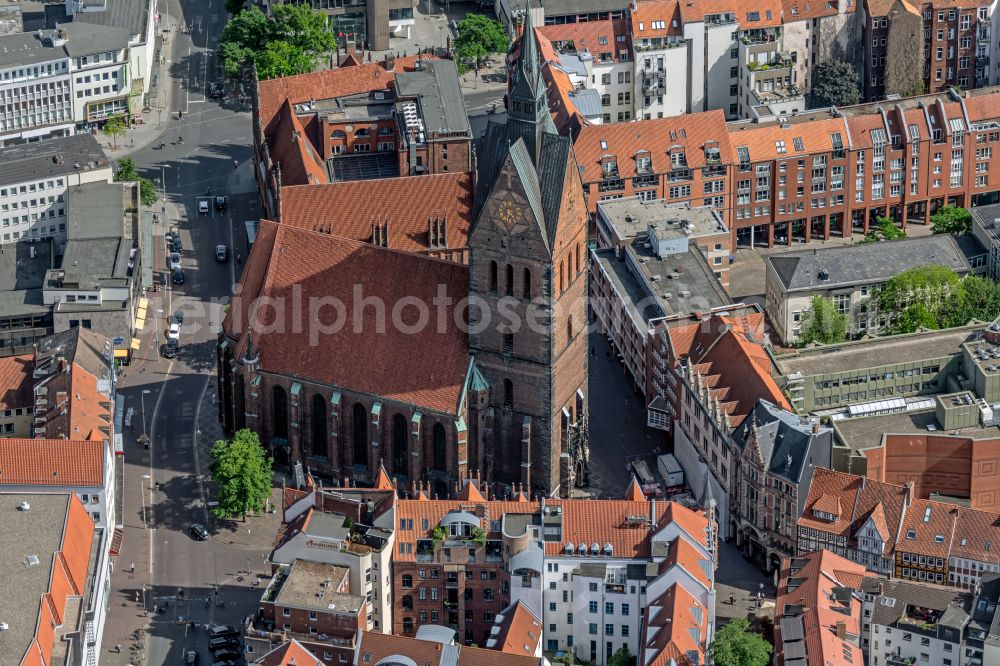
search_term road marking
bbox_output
[192,375,212,524]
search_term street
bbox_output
[103,0,272,664]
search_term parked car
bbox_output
[215,244,228,261]
[163,339,178,359]
[209,82,224,98]
[172,269,185,285]
[169,252,181,271]
[171,236,183,253]
[214,195,227,210]
[208,636,239,651]
[188,523,209,540]
[210,661,239,666]
[173,311,184,325]
[208,625,240,639]
[165,230,178,244]
[199,199,209,214]
[167,322,180,340]
[184,650,199,665]
[210,648,241,661]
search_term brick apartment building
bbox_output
[252,56,472,220]
[572,86,1000,249]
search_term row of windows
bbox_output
[1,179,65,197]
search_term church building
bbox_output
[217,10,590,498]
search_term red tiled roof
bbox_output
[664,536,711,589]
[701,0,785,27]
[256,638,325,666]
[257,56,426,135]
[457,479,486,502]
[774,550,866,666]
[727,116,851,162]
[898,499,957,557]
[950,506,1000,562]
[624,477,645,501]
[279,172,474,254]
[630,0,684,38]
[686,316,790,427]
[546,499,672,558]
[0,439,105,487]
[811,493,842,518]
[537,20,632,63]
[373,465,393,490]
[268,100,329,186]
[0,353,32,410]
[798,468,908,554]
[356,629,539,666]
[223,221,470,415]
[543,62,590,137]
[783,0,853,20]
[575,110,733,181]
[487,600,542,656]
[642,583,706,666]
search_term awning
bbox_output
[134,306,147,332]
[114,348,129,358]
[130,337,141,351]
[138,297,149,310]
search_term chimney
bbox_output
[835,621,847,640]
[904,481,914,508]
[812,421,819,435]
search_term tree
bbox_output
[878,264,964,333]
[953,275,1000,325]
[861,215,907,243]
[255,40,314,80]
[218,7,274,77]
[799,295,849,345]
[710,618,772,666]
[209,429,273,520]
[607,647,636,666]
[114,156,138,182]
[930,205,973,235]
[102,114,127,148]
[139,179,158,207]
[809,59,860,108]
[113,157,157,207]
[455,14,508,72]
[271,3,336,55]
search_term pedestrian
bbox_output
[129,561,135,574]
[729,593,735,605]
[115,644,121,654]
[234,160,238,169]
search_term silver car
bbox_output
[169,252,181,271]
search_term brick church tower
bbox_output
[468,8,590,497]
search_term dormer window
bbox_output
[670,149,686,167]
[601,156,619,177]
[565,542,575,554]
[635,151,652,173]
[812,509,837,522]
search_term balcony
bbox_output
[598,179,625,193]
[977,55,990,68]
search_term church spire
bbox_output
[507,1,550,165]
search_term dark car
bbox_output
[210,661,239,666]
[211,648,241,661]
[172,269,185,285]
[209,82,224,98]
[215,244,228,262]
[214,195,227,210]
[171,236,183,253]
[208,625,240,639]
[208,636,239,651]
[188,523,209,540]
[163,339,178,359]
[173,311,184,325]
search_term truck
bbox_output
[657,453,684,488]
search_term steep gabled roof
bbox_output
[223,221,470,415]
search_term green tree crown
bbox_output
[210,429,274,520]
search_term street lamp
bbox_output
[159,164,170,214]
[140,389,151,439]
[209,550,218,589]
[141,473,151,530]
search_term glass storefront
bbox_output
[331,12,366,49]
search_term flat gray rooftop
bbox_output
[0,21,127,69]
[395,59,470,136]
[767,234,971,292]
[66,0,148,41]
[0,493,73,666]
[0,239,53,317]
[54,236,129,286]
[0,133,109,187]
[304,511,350,541]
[834,409,1000,453]
[594,242,730,325]
[273,560,364,614]
[774,325,980,377]
[598,197,728,241]
[66,182,125,240]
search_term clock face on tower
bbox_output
[496,198,527,234]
